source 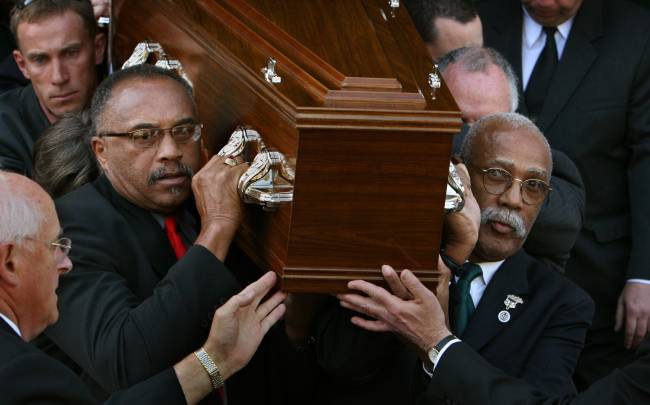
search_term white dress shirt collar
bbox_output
[475,260,504,286]
[0,312,21,337]
[522,7,574,57]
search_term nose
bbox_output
[58,255,73,275]
[50,58,70,86]
[156,132,183,162]
[498,179,524,210]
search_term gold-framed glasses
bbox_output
[99,123,203,149]
[475,166,552,205]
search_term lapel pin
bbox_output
[498,295,524,323]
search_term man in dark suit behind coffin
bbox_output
[43,64,275,404]
[479,0,650,386]
[321,113,594,404]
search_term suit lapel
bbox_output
[536,0,604,131]
[462,251,530,351]
[94,175,177,280]
[0,316,19,338]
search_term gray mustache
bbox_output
[481,207,527,238]
[148,164,194,186]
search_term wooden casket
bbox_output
[111,0,462,293]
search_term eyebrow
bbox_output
[487,158,549,178]
[127,117,196,131]
[25,41,83,59]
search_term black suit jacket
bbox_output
[480,0,650,326]
[0,84,48,176]
[419,339,650,405]
[316,250,594,404]
[44,175,241,399]
[0,318,185,404]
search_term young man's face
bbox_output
[13,9,105,124]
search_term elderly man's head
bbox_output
[90,65,201,214]
[405,0,483,62]
[460,113,553,262]
[10,0,105,124]
[0,172,72,341]
[439,46,519,124]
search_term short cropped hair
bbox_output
[10,0,97,48]
[33,110,98,198]
[0,172,44,244]
[404,0,478,45]
[438,46,520,113]
[460,112,553,172]
[90,64,196,137]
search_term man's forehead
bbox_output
[99,76,195,129]
[477,129,551,174]
[17,9,90,50]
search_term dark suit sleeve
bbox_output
[518,289,594,396]
[419,341,650,405]
[524,150,585,271]
[625,31,650,280]
[45,198,241,393]
[419,342,572,405]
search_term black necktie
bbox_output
[450,262,483,337]
[525,26,558,119]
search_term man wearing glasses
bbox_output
[40,64,281,404]
[0,172,287,404]
[0,0,105,176]
[319,113,594,404]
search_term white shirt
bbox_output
[0,312,21,337]
[521,7,575,89]
[454,260,505,309]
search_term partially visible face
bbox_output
[428,16,483,61]
[13,10,105,124]
[443,63,512,124]
[468,128,552,262]
[522,0,583,27]
[93,77,201,214]
[16,190,72,339]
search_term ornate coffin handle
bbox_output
[445,162,465,214]
[122,41,193,88]
[217,128,294,211]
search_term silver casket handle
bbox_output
[217,128,294,211]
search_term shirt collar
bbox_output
[0,312,21,337]
[522,6,575,48]
[475,260,505,285]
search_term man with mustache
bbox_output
[319,113,594,404]
[41,64,274,404]
[0,0,105,177]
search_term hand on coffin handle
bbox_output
[442,163,480,265]
[193,155,249,261]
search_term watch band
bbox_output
[428,334,458,365]
[194,348,224,390]
[440,250,462,274]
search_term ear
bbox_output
[91,136,110,172]
[12,50,30,80]
[94,33,106,66]
[0,243,21,287]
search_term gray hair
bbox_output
[460,112,553,172]
[0,172,44,245]
[438,46,520,113]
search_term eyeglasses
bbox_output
[99,123,203,149]
[473,166,552,205]
[25,236,72,269]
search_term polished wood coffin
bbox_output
[111,0,462,292]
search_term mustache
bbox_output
[147,164,194,186]
[481,207,527,238]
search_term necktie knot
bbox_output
[454,262,483,282]
[543,26,557,37]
